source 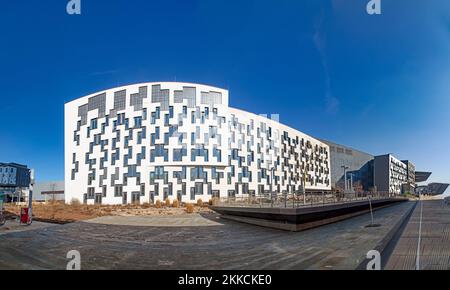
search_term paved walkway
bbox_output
[0,202,414,270]
[0,220,57,236]
[385,200,450,270]
[85,214,224,227]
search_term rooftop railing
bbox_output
[214,191,401,209]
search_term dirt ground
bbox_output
[4,201,213,224]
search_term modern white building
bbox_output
[65,82,331,205]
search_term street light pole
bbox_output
[350,173,353,192]
[27,169,34,225]
[270,167,275,208]
[341,165,349,192]
[302,168,306,205]
[52,183,56,201]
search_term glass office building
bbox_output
[320,140,374,192]
[0,163,31,202]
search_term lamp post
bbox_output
[27,169,34,225]
[301,166,306,205]
[341,165,349,192]
[350,173,353,192]
[52,183,56,201]
[270,167,275,208]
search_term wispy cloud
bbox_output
[89,69,120,76]
[313,11,339,115]
[359,103,375,119]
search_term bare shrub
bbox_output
[197,198,203,207]
[186,203,194,214]
[209,197,219,206]
[165,198,171,207]
[70,198,81,206]
[172,199,179,208]
[155,200,162,208]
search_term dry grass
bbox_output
[197,198,203,207]
[4,201,110,224]
[3,200,213,223]
[165,198,171,207]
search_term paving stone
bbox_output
[385,200,450,270]
[0,202,415,270]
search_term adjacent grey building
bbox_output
[33,181,65,202]
[320,140,374,192]
[374,154,408,195]
[322,143,430,196]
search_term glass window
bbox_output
[90,118,98,130]
[164,114,169,126]
[142,108,147,120]
[164,133,169,145]
[134,116,142,128]
[173,149,183,162]
[195,182,203,195]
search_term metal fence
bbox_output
[215,191,400,209]
[445,196,450,205]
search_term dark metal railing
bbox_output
[215,191,399,209]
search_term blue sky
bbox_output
[0,0,449,193]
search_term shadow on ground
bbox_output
[0,202,415,270]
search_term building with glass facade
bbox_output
[416,183,449,196]
[401,160,416,194]
[65,82,331,205]
[320,140,374,192]
[374,154,408,195]
[0,163,31,202]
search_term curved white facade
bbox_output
[65,82,331,205]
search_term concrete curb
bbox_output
[356,201,418,270]
[212,198,407,232]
